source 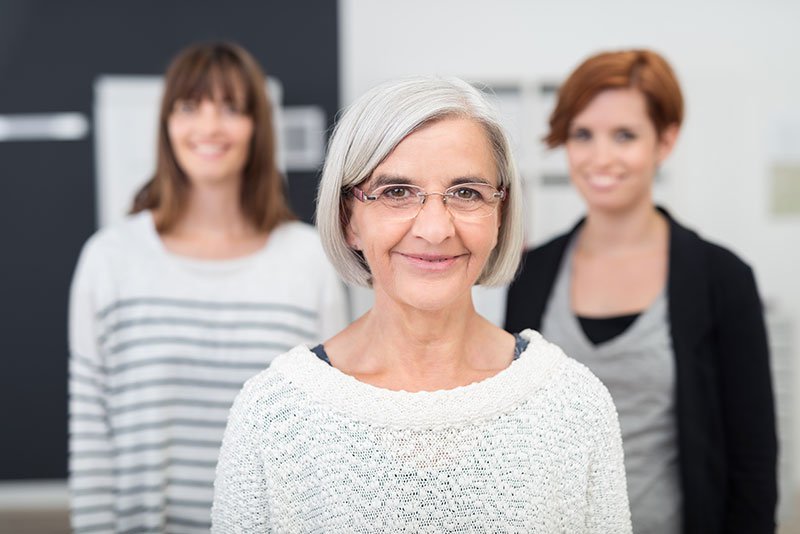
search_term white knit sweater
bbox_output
[212,329,631,533]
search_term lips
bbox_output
[586,174,620,190]
[398,252,465,272]
[191,142,228,157]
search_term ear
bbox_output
[497,195,504,230]
[656,123,680,164]
[346,216,362,251]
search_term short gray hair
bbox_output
[317,76,524,287]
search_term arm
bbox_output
[68,242,115,533]
[212,379,271,532]
[585,386,632,534]
[711,253,777,532]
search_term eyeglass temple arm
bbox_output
[350,186,375,203]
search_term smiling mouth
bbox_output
[586,174,620,189]
[398,253,465,271]
[191,143,228,156]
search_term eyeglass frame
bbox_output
[347,182,507,220]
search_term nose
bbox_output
[411,194,455,244]
[591,137,615,168]
[196,101,223,133]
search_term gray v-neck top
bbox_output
[541,239,681,534]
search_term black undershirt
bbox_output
[310,333,529,367]
[577,313,641,345]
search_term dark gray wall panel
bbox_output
[0,0,338,480]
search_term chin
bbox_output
[398,282,472,313]
[585,194,644,214]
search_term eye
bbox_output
[174,100,198,114]
[568,128,591,142]
[380,185,416,199]
[451,187,482,201]
[221,101,244,116]
[614,129,637,142]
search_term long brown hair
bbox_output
[130,41,295,232]
[546,49,684,148]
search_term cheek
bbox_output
[628,147,657,174]
[460,222,499,259]
[565,145,588,170]
[237,123,254,148]
[167,124,190,166]
[167,119,183,146]
[356,220,409,271]
[345,207,364,248]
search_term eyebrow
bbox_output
[368,173,494,189]
[568,122,644,132]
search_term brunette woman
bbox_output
[68,42,347,533]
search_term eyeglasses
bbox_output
[349,182,506,221]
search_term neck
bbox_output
[170,180,255,239]
[579,203,665,254]
[349,289,494,387]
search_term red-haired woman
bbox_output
[68,42,347,533]
[505,49,776,534]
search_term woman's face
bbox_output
[565,88,677,214]
[347,117,502,312]
[167,92,254,187]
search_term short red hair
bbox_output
[546,49,684,148]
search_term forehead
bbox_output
[370,117,497,185]
[572,88,651,127]
[171,64,249,104]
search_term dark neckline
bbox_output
[310,332,529,367]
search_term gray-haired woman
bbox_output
[212,77,632,533]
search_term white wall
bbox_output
[341,0,800,515]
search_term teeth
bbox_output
[588,175,617,187]
[193,144,225,155]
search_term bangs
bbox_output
[168,55,252,113]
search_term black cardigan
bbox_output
[505,209,777,534]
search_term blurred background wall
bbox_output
[2,0,799,530]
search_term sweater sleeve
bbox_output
[585,386,632,534]
[68,239,116,533]
[710,251,777,532]
[212,378,271,533]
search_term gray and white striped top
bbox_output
[68,211,349,534]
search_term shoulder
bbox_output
[271,220,319,244]
[514,220,580,284]
[75,212,155,274]
[509,231,571,296]
[667,212,755,284]
[518,330,618,420]
[505,228,575,330]
[520,230,572,267]
[232,345,316,413]
[268,221,328,261]
[273,220,318,240]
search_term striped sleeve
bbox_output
[318,259,350,341]
[68,241,116,534]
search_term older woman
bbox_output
[212,77,631,532]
